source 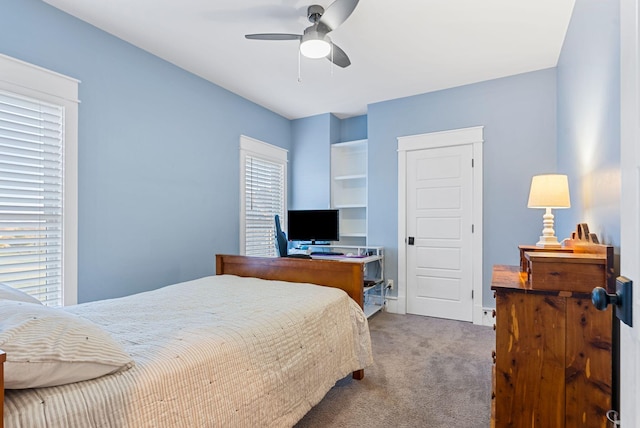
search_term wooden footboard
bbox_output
[215,254,366,380]
[215,254,364,308]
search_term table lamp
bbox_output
[527,174,571,248]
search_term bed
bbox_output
[0,254,373,427]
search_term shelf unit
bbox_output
[331,140,367,246]
[302,244,386,318]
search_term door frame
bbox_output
[397,126,484,324]
[619,0,639,424]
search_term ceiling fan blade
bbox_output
[327,43,351,68]
[318,0,359,32]
[245,33,301,41]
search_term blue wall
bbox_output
[368,70,557,307]
[290,114,332,210]
[0,0,292,302]
[340,115,368,142]
[556,0,621,250]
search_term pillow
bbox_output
[0,300,134,389]
[0,283,42,305]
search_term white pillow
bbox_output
[0,300,134,389]
[0,283,42,305]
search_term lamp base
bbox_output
[536,235,562,248]
[535,207,562,248]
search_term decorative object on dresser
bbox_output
[527,174,571,248]
[564,222,601,246]
[490,242,614,427]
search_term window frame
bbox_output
[239,135,288,257]
[0,54,79,305]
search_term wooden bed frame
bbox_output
[216,254,366,379]
[0,254,366,414]
[215,254,365,308]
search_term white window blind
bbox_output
[240,136,287,257]
[0,90,64,306]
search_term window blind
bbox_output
[244,154,285,257]
[0,90,64,306]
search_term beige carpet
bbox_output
[295,311,495,428]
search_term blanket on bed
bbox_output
[3,275,372,427]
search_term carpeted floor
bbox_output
[295,311,495,428]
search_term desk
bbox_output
[307,247,385,317]
[310,254,381,264]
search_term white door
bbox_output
[620,1,640,425]
[406,144,473,321]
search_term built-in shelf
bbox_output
[331,139,367,246]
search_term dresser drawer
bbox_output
[525,251,606,293]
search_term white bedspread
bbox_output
[3,275,373,427]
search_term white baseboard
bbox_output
[481,307,496,327]
[383,299,496,328]
[383,296,405,314]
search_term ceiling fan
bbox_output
[245,0,359,68]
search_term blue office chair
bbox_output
[274,215,288,257]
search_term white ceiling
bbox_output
[43,0,575,120]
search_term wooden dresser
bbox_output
[490,245,614,427]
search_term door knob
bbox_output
[591,276,633,327]
[591,287,619,310]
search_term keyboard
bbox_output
[310,251,344,256]
[287,254,312,259]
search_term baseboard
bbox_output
[384,298,494,324]
[383,296,405,314]
[481,307,496,327]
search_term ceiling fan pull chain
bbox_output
[297,49,302,83]
[330,44,334,76]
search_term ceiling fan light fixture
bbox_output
[300,29,331,59]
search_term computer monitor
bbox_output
[287,209,339,244]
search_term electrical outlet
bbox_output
[387,279,394,290]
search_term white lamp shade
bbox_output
[300,29,331,59]
[527,174,571,209]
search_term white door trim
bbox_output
[396,126,484,324]
[619,0,640,424]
